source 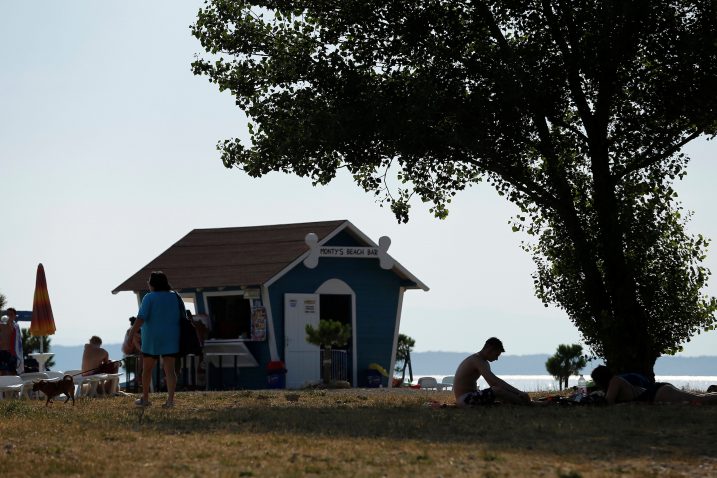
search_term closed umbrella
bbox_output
[30,264,56,369]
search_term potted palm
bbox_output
[305,319,351,385]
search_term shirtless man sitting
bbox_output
[453,337,531,407]
[82,336,117,394]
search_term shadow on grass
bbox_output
[128,394,717,460]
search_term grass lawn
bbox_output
[1,389,716,477]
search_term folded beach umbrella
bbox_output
[30,263,56,340]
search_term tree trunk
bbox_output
[322,347,332,384]
[545,131,659,379]
[589,142,658,380]
[532,38,660,379]
[407,352,413,383]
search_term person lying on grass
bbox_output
[590,365,717,405]
[453,337,531,407]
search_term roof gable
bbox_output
[263,220,429,291]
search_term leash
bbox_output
[64,359,126,378]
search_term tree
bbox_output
[192,1,717,376]
[0,292,6,312]
[395,333,415,384]
[21,328,55,370]
[305,319,351,384]
[545,344,587,390]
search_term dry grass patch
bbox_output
[0,390,716,477]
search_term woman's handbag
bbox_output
[175,292,203,357]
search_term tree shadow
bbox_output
[133,397,717,460]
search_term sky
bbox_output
[1,1,715,357]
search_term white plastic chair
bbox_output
[103,373,122,395]
[0,376,25,399]
[417,376,442,391]
[63,370,107,398]
[441,376,455,391]
[44,371,67,380]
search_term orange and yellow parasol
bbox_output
[30,263,56,339]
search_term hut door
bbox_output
[284,294,320,388]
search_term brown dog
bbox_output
[32,375,75,406]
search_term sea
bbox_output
[409,374,717,392]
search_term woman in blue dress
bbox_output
[124,271,181,408]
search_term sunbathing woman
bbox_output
[590,365,717,405]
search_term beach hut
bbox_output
[112,220,428,389]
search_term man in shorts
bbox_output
[453,337,531,407]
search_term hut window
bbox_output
[207,295,252,339]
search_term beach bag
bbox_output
[96,360,119,374]
[176,292,202,357]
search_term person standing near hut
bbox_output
[0,308,23,375]
[8,309,23,374]
[123,271,181,408]
[123,316,143,391]
[0,314,17,376]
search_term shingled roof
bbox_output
[112,220,346,294]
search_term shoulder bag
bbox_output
[175,292,203,357]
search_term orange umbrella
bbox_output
[30,263,56,340]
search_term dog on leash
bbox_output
[32,375,75,406]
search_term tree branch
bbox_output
[471,157,558,209]
[546,114,589,144]
[532,110,611,330]
[617,130,703,180]
[542,0,595,138]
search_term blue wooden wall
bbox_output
[267,231,411,387]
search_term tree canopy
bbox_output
[192,1,717,375]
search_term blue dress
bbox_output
[137,291,181,356]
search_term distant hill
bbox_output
[409,351,717,376]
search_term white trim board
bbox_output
[388,287,406,389]
[315,278,358,386]
[263,220,429,291]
